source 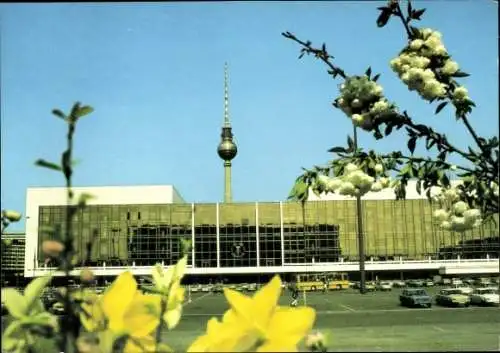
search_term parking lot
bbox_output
[2,278,499,352]
[159,285,499,352]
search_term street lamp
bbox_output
[352,124,367,295]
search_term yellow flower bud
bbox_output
[2,210,22,222]
[305,331,327,351]
[80,268,95,284]
[42,240,65,257]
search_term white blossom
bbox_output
[351,114,364,125]
[344,163,359,174]
[453,86,469,101]
[433,209,449,222]
[338,181,356,195]
[370,100,390,114]
[327,178,343,192]
[351,98,362,108]
[409,39,424,51]
[441,60,459,75]
[371,181,383,192]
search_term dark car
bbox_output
[399,289,432,308]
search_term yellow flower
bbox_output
[188,275,316,352]
[80,271,161,352]
[151,256,187,329]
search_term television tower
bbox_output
[217,63,238,203]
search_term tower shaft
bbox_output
[224,161,232,203]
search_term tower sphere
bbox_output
[218,140,237,161]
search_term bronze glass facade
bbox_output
[36,200,499,268]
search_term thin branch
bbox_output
[393,2,413,39]
[282,32,348,79]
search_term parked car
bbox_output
[449,284,474,295]
[201,284,212,292]
[399,289,432,308]
[407,280,425,288]
[424,280,435,287]
[450,278,463,286]
[470,288,500,307]
[246,283,257,292]
[462,277,475,286]
[190,284,203,293]
[365,282,377,292]
[212,284,224,293]
[441,278,452,285]
[392,280,406,288]
[377,282,393,291]
[435,289,471,307]
[475,277,493,287]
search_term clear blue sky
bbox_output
[1,1,498,231]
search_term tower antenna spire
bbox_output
[224,62,230,127]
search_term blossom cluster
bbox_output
[432,185,482,232]
[390,28,469,103]
[334,75,398,131]
[316,163,391,198]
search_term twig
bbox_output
[282,32,348,79]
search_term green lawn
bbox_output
[3,287,499,352]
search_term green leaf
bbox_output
[24,275,52,312]
[2,320,25,351]
[452,71,470,78]
[365,67,372,78]
[425,138,436,150]
[384,124,394,136]
[1,288,28,319]
[347,135,355,151]
[328,147,346,153]
[376,7,392,27]
[372,73,381,82]
[51,109,66,120]
[407,137,417,154]
[411,8,426,20]
[74,105,94,119]
[20,311,57,329]
[34,159,62,172]
[435,101,448,115]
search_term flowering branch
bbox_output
[382,0,495,167]
[284,0,499,229]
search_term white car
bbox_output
[190,284,202,293]
[470,288,500,306]
[201,284,213,292]
[450,284,474,295]
[451,278,463,286]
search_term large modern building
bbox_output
[24,182,499,280]
[19,64,500,281]
[1,232,26,286]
